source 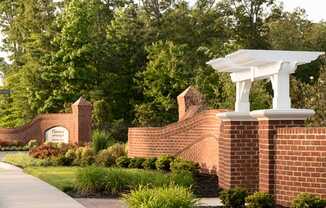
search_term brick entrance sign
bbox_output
[128,50,326,207]
[0,97,92,145]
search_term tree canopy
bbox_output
[0,0,325,140]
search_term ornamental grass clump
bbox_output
[123,185,197,208]
[291,193,326,208]
[91,130,112,154]
[75,166,108,194]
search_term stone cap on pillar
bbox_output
[250,109,315,120]
[207,49,324,114]
[72,97,92,107]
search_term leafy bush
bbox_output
[54,155,73,166]
[245,192,275,208]
[95,149,116,167]
[170,171,194,188]
[80,147,95,166]
[116,156,130,168]
[155,155,174,171]
[29,144,61,159]
[170,158,199,174]
[291,193,326,208]
[75,166,108,194]
[123,185,197,208]
[107,143,127,159]
[142,158,157,170]
[27,139,39,149]
[129,157,145,169]
[91,130,112,153]
[65,149,77,163]
[220,187,248,208]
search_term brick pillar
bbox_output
[257,120,304,194]
[251,110,313,195]
[218,113,259,192]
[72,97,92,144]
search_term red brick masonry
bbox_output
[275,127,326,207]
[0,97,92,145]
[128,110,225,173]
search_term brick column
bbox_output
[72,97,92,144]
[257,120,304,194]
[218,113,259,193]
[251,109,313,195]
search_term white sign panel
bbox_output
[45,126,69,143]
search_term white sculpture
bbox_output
[207,50,324,114]
[0,71,4,87]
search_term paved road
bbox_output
[0,162,86,208]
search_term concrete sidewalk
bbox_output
[0,162,86,208]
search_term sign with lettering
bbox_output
[45,126,69,143]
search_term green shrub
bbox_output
[29,144,61,159]
[245,192,275,208]
[75,166,108,194]
[54,155,73,166]
[116,156,130,168]
[80,147,95,166]
[142,158,157,169]
[170,158,199,174]
[170,171,194,188]
[95,149,116,167]
[155,155,174,171]
[291,193,326,208]
[220,187,247,208]
[92,130,112,153]
[65,149,77,163]
[107,143,127,158]
[129,157,145,169]
[26,139,39,149]
[123,185,197,208]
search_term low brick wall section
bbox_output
[128,110,224,173]
[0,114,73,144]
[275,127,326,207]
[0,97,92,145]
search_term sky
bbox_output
[1,0,326,62]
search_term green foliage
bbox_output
[170,158,200,174]
[155,155,174,171]
[245,192,275,208]
[0,0,325,129]
[95,149,116,167]
[80,147,95,166]
[129,157,146,169]
[220,187,248,208]
[291,193,326,208]
[142,158,157,170]
[27,139,39,149]
[91,130,112,153]
[3,153,53,168]
[107,143,127,159]
[75,166,108,194]
[170,171,195,188]
[123,185,197,208]
[116,156,131,168]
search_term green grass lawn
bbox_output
[25,167,80,191]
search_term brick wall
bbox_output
[0,97,92,145]
[128,110,224,173]
[275,127,326,207]
[219,120,259,192]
